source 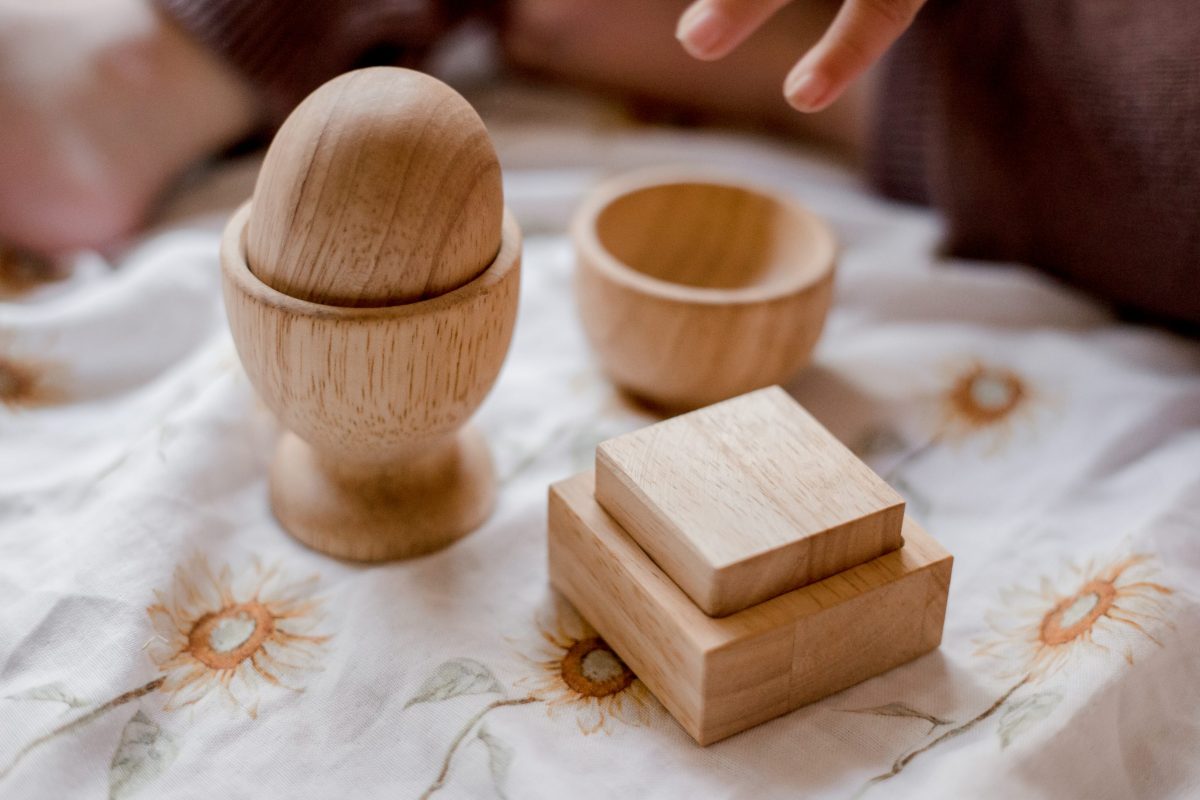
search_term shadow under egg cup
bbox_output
[221,203,522,561]
[572,169,836,413]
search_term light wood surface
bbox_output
[246,67,503,307]
[595,386,905,616]
[223,201,521,560]
[549,472,952,746]
[572,168,835,412]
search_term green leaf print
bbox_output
[406,658,504,707]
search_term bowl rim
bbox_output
[221,201,522,320]
[571,166,837,306]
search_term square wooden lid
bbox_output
[595,386,905,616]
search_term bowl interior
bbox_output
[593,181,828,292]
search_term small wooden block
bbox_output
[595,386,906,616]
[549,472,952,746]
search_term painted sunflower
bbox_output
[516,606,655,734]
[146,557,330,716]
[937,360,1037,448]
[975,553,1173,681]
[0,344,64,409]
[0,247,61,298]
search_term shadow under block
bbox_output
[548,472,952,746]
[595,387,906,616]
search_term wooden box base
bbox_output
[548,472,953,745]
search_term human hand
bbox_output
[503,0,868,154]
[675,0,925,112]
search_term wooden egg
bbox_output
[572,169,836,412]
[246,67,503,307]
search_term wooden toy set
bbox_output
[220,66,952,744]
[549,387,951,744]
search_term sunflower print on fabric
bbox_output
[147,557,330,716]
[516,607,655,735]
[975,553,1174,681]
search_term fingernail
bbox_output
[785,70,830,112]
[676,6,725,58]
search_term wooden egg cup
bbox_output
[221,204,522,561]
[573,169,836,412]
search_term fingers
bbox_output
[676,0,794,61]
[675,0,925,113]
[783,0,925,111]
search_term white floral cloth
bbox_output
[2,85,1199,800]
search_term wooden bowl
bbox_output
[572,169,836,412]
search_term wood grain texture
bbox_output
[548,471,951,746]
[222,203,521,560]
[595,386,905,616]
[572,169,835,412]
[246,67,503,307]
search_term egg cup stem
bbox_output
[269,427,496,561]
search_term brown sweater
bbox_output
[872,0,1200,332]
[156,0,1200,330]
[155,0,493,119]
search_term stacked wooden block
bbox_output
[548,386,953,745]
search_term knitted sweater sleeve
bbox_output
[153,0,490,120]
